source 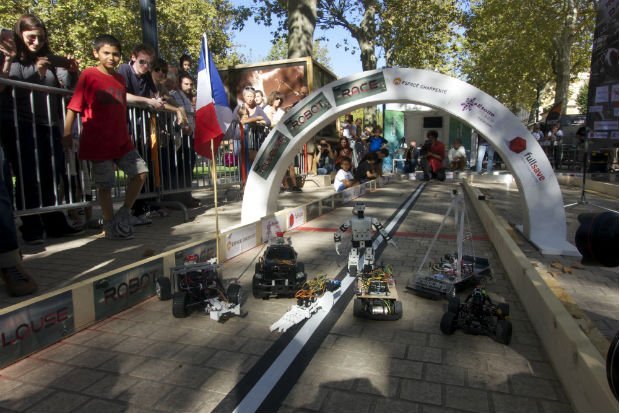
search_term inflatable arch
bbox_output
[241,68,577,256]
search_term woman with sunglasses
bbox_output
[1,14,82,244]
[263,91,286,125]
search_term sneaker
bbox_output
[291,186,303,193]
[129,214,153,226]
[1,263,38,296]
[104,220,134,240]
[114,206,146,230]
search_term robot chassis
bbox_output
[156,259,243,322]
[407,189,491,299]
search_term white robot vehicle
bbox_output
[334,202,397,275]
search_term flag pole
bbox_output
[210,140,221,264]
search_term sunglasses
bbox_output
[25,34,46,43]
[137,59,151,66]
[153,67,167,74]
[244,86,255,91]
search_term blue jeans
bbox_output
[317,164,333,175]
[0,146,19,267]
[476,144,494,173]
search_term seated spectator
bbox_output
[314,139,335,175]
[448,138,467,171]
[355,152,378,183]
[333,157,355,192]
[335,136,353,168]
[422,130,446,181]
[404,140,418,173]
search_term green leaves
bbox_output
[0,0,244,69]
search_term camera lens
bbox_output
[575,212,619,267]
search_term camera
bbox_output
[574,212,619,401]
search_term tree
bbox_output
[288,0,317,58]
[265,37,333,70]
[252,0,381,71]
[380,0,461,73]
[462,0,595,116]
[0,0,245,69]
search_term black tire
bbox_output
[252,277,263,299]
[156,277,172,301]
[353,298,365,317]
[448,296,460,314]
[394,301,403,318]
[255,263,262,274]
[296,262,305,273]
[172,292,189,318]
[495,319,513,345]
[607,330,619,401]
[440,311,458,335]
[497,303,510,317]
[226,283,242,305]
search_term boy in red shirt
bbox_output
[63,35,147,239]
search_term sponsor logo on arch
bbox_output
[332,72,387,105]
[460,97,496,127]
[254,132,291,179]
[393,77,447,95]
[283,92,332,137]
[508,137,546,182]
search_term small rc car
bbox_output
[440,286,512,344]
[156,261,243,321]
[353,265,403,320]
[253,233,306,298]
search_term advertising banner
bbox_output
[225,225,257,259]
[261,215,286,243]
[283,92,332,137]
[0,292,74,368]
[287,206,306,230]
[174,240,217,266]
[93,259,163,321]
[586,1,619,142]
[253,132,291,179]
[332,72,387,106]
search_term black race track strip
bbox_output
[213,182,427,413]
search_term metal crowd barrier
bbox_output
[0,77,249,220]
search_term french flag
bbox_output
[195,33,235,159]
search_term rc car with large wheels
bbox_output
[156,261,243,321]
[353,265,403,320]
[440,286,512,344]
[253,233,306,298]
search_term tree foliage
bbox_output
[265,37,333,70]
[381,0,461,73]
[0,0,245,68]
[461,0,596,115]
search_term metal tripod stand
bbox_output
[564,136,618,213]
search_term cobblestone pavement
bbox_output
[0,181,574,413]
[472,180,619,341]
[1,186,336,309]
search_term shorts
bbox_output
[92,150,148,189]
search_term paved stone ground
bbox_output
[1,186,336,309]
[471,178,619,341]
[0,181,574,413]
